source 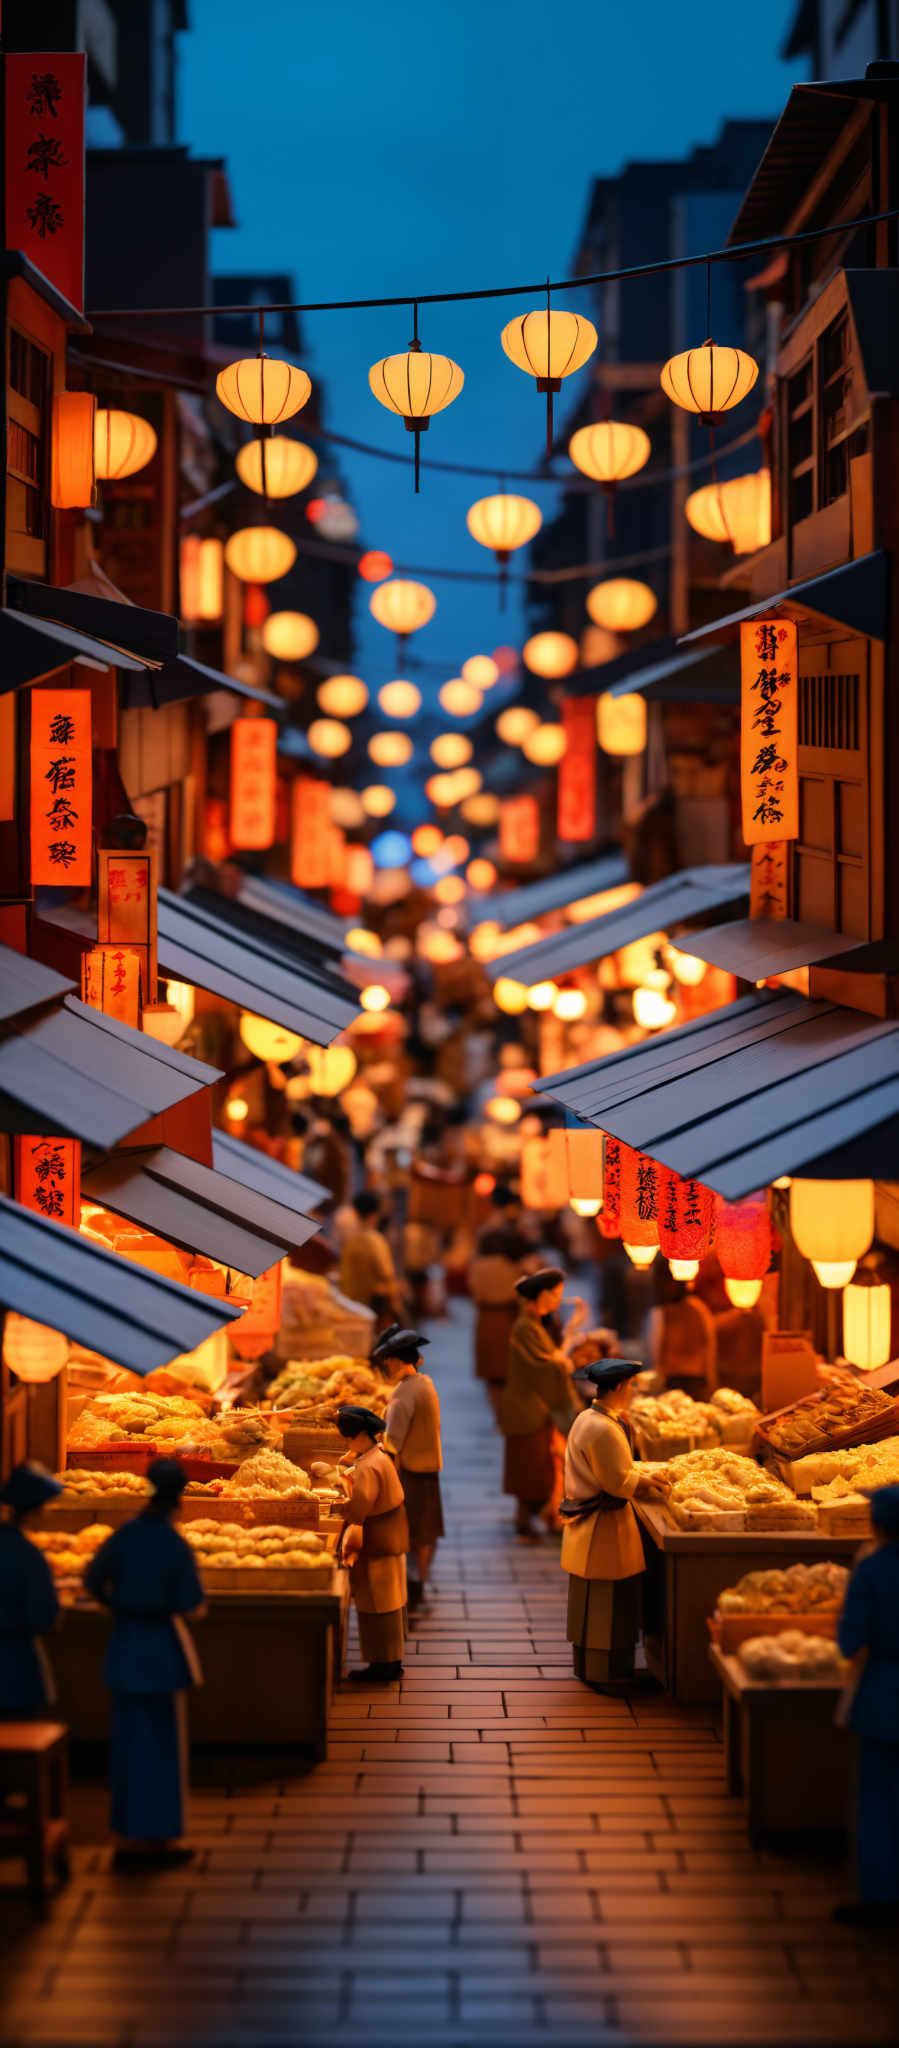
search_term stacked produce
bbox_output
[266,1356,387,1420]
[737,1632,846,1681]
[717,1561,847,1614]
[790,1437,899,1496]
[654,1448,816,1530]
[761,1381,895,1460]
[68,1390,280,1460]
[630,1386,759,1455]
[30,1523,113,1584]
[61,1469,149,1497]
[276,1270,374,1361]
[184,1521,330,1574]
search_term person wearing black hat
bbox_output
[834,1482,899,1926]
[500,1269,577,1539]
[560,1359,663,1687]
[376,1326,443,1607]
[0,1463,63,1717]
[336,1405,409,1681]
[82,1457,205,1865]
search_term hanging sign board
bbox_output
[14,1134,81,1227]
[740,620,798,846]
[749,840,789,921]
[4,53,86,313]
[290,776,332,889]
[80,943,143,1026]
[230,717,277,851]
[98,845,158,1001]
[500,794,539,865]
[557,697,596,843]
[30,687,92,887]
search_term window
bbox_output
[7,328,51,544]
[783,311,867,527]
[794,655,869,938]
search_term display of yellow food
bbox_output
[737,1632,846,1681]
[68,1388,282,1461]
[61,1469,150,1496]
[630,1387,759,1452]
[654,1447,803,1528]
[791,1439,899,1494]
[29,1524,113,1578]
[717,1562,848,1615]
[267,1355,385,1415]
[183,1521,328,1567]
[763,1381,893,1459]
[219,1448,312,1498]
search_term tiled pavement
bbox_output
[2,1299,898,2047]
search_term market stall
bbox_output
[710,1643,849,1845]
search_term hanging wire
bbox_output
[257,307,269,505]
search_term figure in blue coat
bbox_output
[0,1462,62,1716]
[84,1457,205,1867]
[835,1482,899,1926]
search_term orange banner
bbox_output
[557,697,596,842]
[500,794,539,865]
[750,840,789,920]
[80,944,142,1026]
[4,54,85,312]
[290,776,332,889]
[14,1134,80,1227]
[30,687,92,886]
[740,620,798,846]
[230,718,277,851]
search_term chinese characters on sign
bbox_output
[230,718,277,851]
[97,846,157,1000]
[740,620,798,847]
[600,1135,621,1239]
[557,697,597,843]
[750,840,789,921]
[80,944,142,1027]
[500,794,540,865]
[4,54,85,312]
[14,1135,80,1226]
[29,689,92,886]
[290,777,332,889]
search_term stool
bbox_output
[0,1722,70,1900]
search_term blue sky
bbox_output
[182,0,802,705]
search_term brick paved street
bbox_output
[2,1300,898,2047]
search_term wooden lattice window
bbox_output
[7,328,50,542]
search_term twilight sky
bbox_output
[181,0,802,718]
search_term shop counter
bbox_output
[709,1644,849,1845]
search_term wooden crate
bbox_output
[202,1561,334,1593]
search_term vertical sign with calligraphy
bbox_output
[4,54,85,313]
[30,688,92,886]
[290,777,332,889]
[81,944,143,1026]
[750,841,789,922]
[230,717,277,851]
[14,1135,80,1227]
[500,794,539,865]
[98,846,157,1001]
[740,620,798,846]
[557,697,597,843]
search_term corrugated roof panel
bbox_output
[212,1131,329,1214]
[472,853,630,931]
[157,890,360,1046]
[676,917,867,980]
[233,876,350,956]
[0,995,219,1147]
[81,1145,300,1276]
[486,866,750,983]
[0,944,74,1024]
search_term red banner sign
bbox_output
[557,697,597,842]
[230,717,277,851]
[740,619,798,847]
[14,1134,81,1227]
[30,687,92,886]
[500,794,539,865]
[290,776,332,889]
[4,53,85,312]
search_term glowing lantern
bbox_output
[216,355,311,424]
[369,339,464,491]
[587,579,657,633]
[633,984,676,1029]
[330,787,366,828]
[50,391,96,508]
[225,527,296,583]
[2,1314,68,1383]
[440,678,483,717]
[434,874,465,905]
[501,306,598,450]
[230,717,277,850]
[842,1272,892,1371]
[369,579,436,639]
[318,674,368,716]
[412,824,443,856]
[568,420,650,493]
[522,722,567,766]
[661,341,758,422]
[467,858,497,891]
[619,1144,662,1252]
[360,984,391,1013]
[500,794,540,864]
[346,928,382,957]
[474,1172,496,1198]
[790,1179,874,1289]
[165,981,196,1032]
[369,731,413,767]
[554,988,587,1021]
[461,792,500,826]
[180,535,223,621]
[442,834,470,865]
[571,1198,601,1218]
[466,494,541,563]
[236,436,317,497]
[725,1278,762,1308]
[521,1131,569,1210]
[716,1198,772,1297]
[361,785,396,817]
[527,980,558,1011]
[449,767,482,801]
[359,551,393,581]
[658,1172,714,1269]
[258,611,317,663]
[685,470,771,554]
[305,1044,358,1095]
[308,718,352,759]
[379,679,421,718]
[426,773,457,808]
[462,655,499,689]
[140,1002,183,1046]
[496,704,540,745]
[431,733,473,769]
[94,408,157,480]
[493,977,529,1016]
[486,1095,522,1125]
[597,692,647,757]
[581,624,621,668]
[345,845,375,895]
[565,1128,605,1208]
[225,1094,249,1122]
[419,924,463,964]
[625,1241,658,1269]
[239,1013,303,1063]
[665,944,707,987]
[291,777,334,889]
[523,631,578,679]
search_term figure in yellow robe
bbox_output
[561,1358,662,1686]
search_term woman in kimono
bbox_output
[560,1358,663,1687]
[83,1456,205,1867]
[376,1325,443,1609]
[835,1482,899,1926]
[0,1463,62,1718]
[336,1405,409,1683]
[499,1268,576,1539]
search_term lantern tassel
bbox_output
[414,428,420,494]
[546,385,553,457]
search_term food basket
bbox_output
[709,1609,840,1654]
[202,1560,334,1593]
[282,1425,346,1469]
[754,1390,899,1467]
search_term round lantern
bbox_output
[369,731,413,767]
[619,1143,662,1251]
[378,679,421,718]
[361,785,396,817]
[493,977,529,1016]
[466,493,541,563]
[236,436,318,498]
[425,773,456,807]
[180,535,224,622]
[216,354,311,425]
[434,874,466,906]
[369,340,464,492]
[462,654,499,689]
[94,408,158,480]
[369,579,436,639]
[526,981,558,1011]
[597,692,647,757]
[467,858,497,891]
[685,470,771,555]
[307,718,352,758]
[317,674,368,717]
[496,705,540,745]
[842,1270,893,1371]
[658,1172,714,1269]
[554,988,587,1021]
[661,341,758,422]
[485,1094,522,1125]
[239,1013,303,1063]
[522,722,567,766]
[568,420,650,495]
[260,610,318,662]
[587,578,657,633]
[225,526,296,584]
[790,1178,874,1288]
[521,1132,569,1210]
[305,1043,357,1095]
[665,943,707,987]
[412,823,443,856]
[523,631,578,678]
[431,733,472,769]
[462,792,500,826]
[442,834,470,865]
[360,983,391,1013]
[440,678,483,717]
[500,307,598,450]
[716,1198,772,1298]
[2,1313,68,1383]
[633,984,676,1029]
[225,1093,250,1122]
[330,787,366,828]
[345,928,382,957]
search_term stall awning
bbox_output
[81,1144,306,1276]
[679,552,888,647]
[234,875,350,957]
[472,852,630,931]
[212,1130,329,1214]
[120,652,282,714]
[0,607,148,693]
[486,865,750,984]
[606,642,741,704]
[533,988,899,1197]
[0,943,74,1025]
[672,916,869,982]
[8,575,179,665]
[0,1193,243,1377]
[157,889,360,1045]
[0,995,221,1148]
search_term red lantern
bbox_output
[715,1197,772,1280]
[600,1135,622,1239]
[474,1172,496,1199]
[358,550,393,582]
[658,1172,715,1263]
[619,1143,661,1248]
[243,583,270,628]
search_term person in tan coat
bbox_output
[376,1325,444,1609]
[500,1268,576,1539]
[336,1405,408,1683]
[560,1359,664,1688]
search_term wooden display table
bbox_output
[0,1723,70,1899]
[709,1645,849,1846]
[635,1502,859,1704]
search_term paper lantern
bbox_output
[521,1131,569,1210]
[581,624,621,668]
[527,980,558,1011]
[230,717,277,850]
[360,984,391,1013]
[496,705,540,745]
[568,419,650,490]
[461,792,500,826]
[434,874,466,906]
[485,1094,522,1125]
[306,718,351,759]
[466,493,541,561]
[225,1094,250,1122]
[462,655,499,689]
[665,944,707,987]
[419,924,463,964]
[317,674,368,717]
[2,1313,68,1383]
[493,976,529,1016]
[452,768,483,802]
[412,824,443,856]
[600,1136,622,1239]
[345,928,382,957]
[369,579,436,638]
[290,777,332,888]
[369,341,464,491]
[165,981,196,1032]
[619,1143,662,1253]
[50,390,96,508]
[790,1179,874,1289]
[522,722,567,766]
[361,785,396,817]
[466,858,496,891]
[216,354,311,424]
[30,688,92,886]
[239,1013,303,1063]
[94,408,157,481]
[587,578,657,632]
[345,845,375,895]
[442,834,470,865]
[633,984,676,1029]
[82,946,141,1028]
[431,733,472,769]
[180,535,223,622]
[842,1272,892,1371]
[597,692,647,757]
[379,679,421,718]
[440,678,483,717]
[685,470,771,555]
[305,1043,358,1095]
[244,579,269,631]
[716,1198,772,1290]
[565,1127,605,1206]
[501,307,598,449]
[425,773,456,808]
[225,526,296,584]
[522,631,579,678]
[368,730,413,766]
[330,787,366,829]
[658,1172,714,1267]
[554,988,587,1021]
[725,1277,762,1307]
[500,793,540,864]
[236,436,317,498]
[661,341,758,422]
[358,550,393,581]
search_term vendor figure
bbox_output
[500,1268,576,1539]
[0,1462,63,1718]
[336,1404,409,1683]
[375,1324,443,1609]
[560,1359,662,1687]
[835,1482,899,1926]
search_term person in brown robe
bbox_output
[499,1268,576,1539]
[469,1186,541,1416]
[375,1324,444,1610]
[561,1359,664,1687]
[336,1405,408,1683]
